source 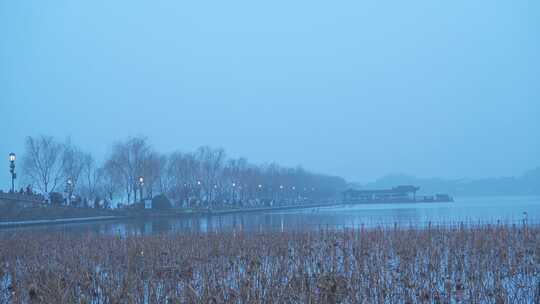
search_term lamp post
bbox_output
[279,185,284,205]
[138,176,144,203]
[8,153,16,193]
[182,183,189,208]
[195,180,201,203]
[66,178,73,205]
[231,182,236,203]
[258,184,263,204]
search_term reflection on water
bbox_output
[2,196,539,235]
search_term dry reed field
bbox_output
[1,224,539,303]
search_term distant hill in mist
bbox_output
[360,167,540,197]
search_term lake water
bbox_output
[2,196,539,235]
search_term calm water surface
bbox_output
[3,196,539,235]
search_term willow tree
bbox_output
[21,135,64,193]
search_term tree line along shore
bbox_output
[3,135,346,217]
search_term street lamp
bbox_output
[66,178,73,205]
[231,182,236,203]
[8,153,16,193]
[138,176,144,202]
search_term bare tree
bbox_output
[195,146,226,204]
[154,153,169,195]
[61,140,86,193]
[105,136,152,204]
[141,151,164,199]
[80,153,99,200]
[165,151,199,205]
[21,135,65,193]
[96,164,122,208]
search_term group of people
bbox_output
[0,185,46,203]
[0,184,34,195]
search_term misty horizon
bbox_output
[1,133,539,191]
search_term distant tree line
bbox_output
[19,135,347,208]
[364,169,540,197]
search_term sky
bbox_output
[1,0,539,189]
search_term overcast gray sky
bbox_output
[1,0,539,189]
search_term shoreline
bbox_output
[0,202,340,228]
[202,202,341,215]
[0,215,124,228]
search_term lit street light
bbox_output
[65,178,74,205]
[8,153,16,193]
[231,182,236,202]
[138,176,144,202]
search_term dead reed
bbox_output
[1,223,539,303]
